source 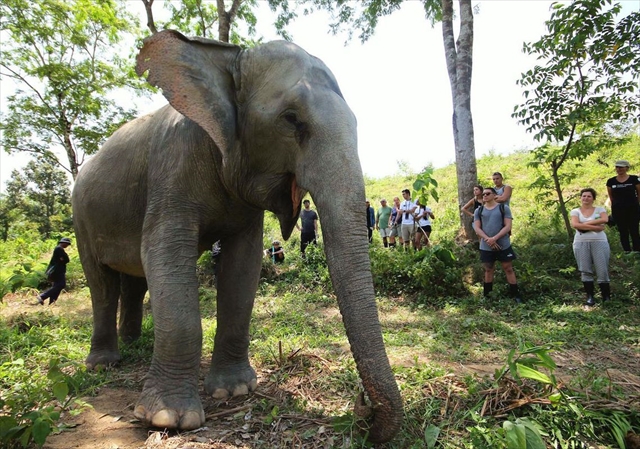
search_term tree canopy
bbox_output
[513,0,640,240]
[0,0,148,179]
[1,156,73,240]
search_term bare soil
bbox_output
[2,292,639,449]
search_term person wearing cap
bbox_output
[264,240,285,263]
[36,237,71,305]
[606,160,640,252]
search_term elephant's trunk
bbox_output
[303,140,403,443]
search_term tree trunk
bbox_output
[217,0,242,43]
[442,0,478,241]
[551,161,573,241]
[141,0,157,34]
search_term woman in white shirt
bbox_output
[569,188,610,306]
[414,201,435,251]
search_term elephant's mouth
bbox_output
[290,175,305,218]
[267,173,305,240]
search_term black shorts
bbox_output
[480,246,517,263]
[418,225,432,234]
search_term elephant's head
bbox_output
[136,30,402,443]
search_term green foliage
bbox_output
[412,166,439,205]
[0,236,83,302]
[159,0,261,46]
[369,244,469,300]
[513,0,640,240]
[0,326,97,448]
[267,0,442,44]
[0,0,147,177]
[466,343,636,449]
[2,156,73,240]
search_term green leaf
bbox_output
[424,424,440,448]
[504,421,526,449]
[516,363,552,384]
[548,392,562,406]
[32,418,51,446]
[0,415,19,436]
[52,381,69,403]
[413,179,426,191]
[19,426,32,448]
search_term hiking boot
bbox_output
[583,281,595,306]
[599,282,610,302]
[509,283,523,304]
[483,282,493,298]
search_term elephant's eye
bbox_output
[281,111,308,145]
[284,112,299,125]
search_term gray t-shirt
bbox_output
[494,185,511,206]
[474,204,513,251]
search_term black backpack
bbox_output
[477,203,511,235]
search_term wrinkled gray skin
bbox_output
[72,30,402,443]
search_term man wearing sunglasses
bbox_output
[473,188,522,303]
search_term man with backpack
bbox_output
[473,188,522,304]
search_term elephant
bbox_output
[71,30,402,443]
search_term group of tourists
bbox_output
[368,190,435,251]
[462,161,639,306]
[39,161,637,308]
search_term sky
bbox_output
[1,0,638,190]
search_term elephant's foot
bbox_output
[204,362,257,399]
[118,329,141,345]
[134,381,205,430]
[85,349,121,370]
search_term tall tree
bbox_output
[141,0,259,44]
[513,0,639,241]
[267,0,479,239]
[0,0,147,179]
[3,156,73,239]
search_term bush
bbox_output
[369,244,471,300]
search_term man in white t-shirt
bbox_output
[399,189,417,250]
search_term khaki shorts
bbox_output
[379,227,391,238]
[389,223,399,237]
[401,223,415,242]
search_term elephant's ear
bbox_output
[136,30,241,155]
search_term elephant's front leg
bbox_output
[133,225,204,430]
[205,216,263,399]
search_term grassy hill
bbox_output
[1,138,639,449]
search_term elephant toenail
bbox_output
[248,379,258,391]
[232,385,249,396]
[152,410,179,428]
[180,410,205,430]
[133,405,147,421]
[212,388,230,399]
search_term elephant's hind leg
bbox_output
[204,220,262,399]
[84,261,122,370]
[118,274,148,344]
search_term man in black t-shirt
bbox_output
[296,199,318,256]
[606,160,640,252]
